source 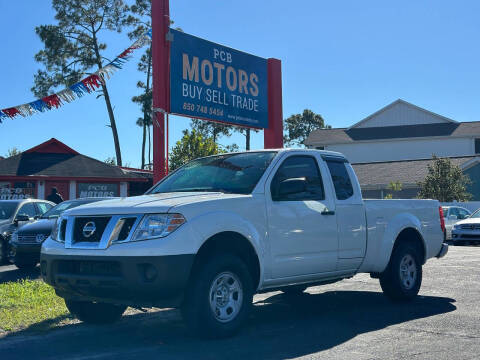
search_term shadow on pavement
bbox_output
[0,265,40,284]
[0,290,456,360]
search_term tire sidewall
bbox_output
[390,243,422,299]
[185,254,253,337]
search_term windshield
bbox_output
[469,209,480,219]
[41,199,101,219]
[0,202,17,220]
[150,152,277,195]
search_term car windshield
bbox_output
[469,209,480,219]
[41,199,102,219]
[0,202,17,220]
[149,152,277,195]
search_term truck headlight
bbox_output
[10,232,18,243]
[452,224,460,230]
[50,218,62,242]
[131,214,186,242]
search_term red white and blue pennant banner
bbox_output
[0,30,152,122]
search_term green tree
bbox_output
[236,127,260,150]
[417,156,472,202]
[284,109,331,147]
[104,156,116,165]
[5,147,21,158]
[127,0,152,169]
[190,118,234,144]
[169,129,223,171]
[32,0,130,166]
[384,181,403,199]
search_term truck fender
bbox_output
[375,212,426,273]
[187,211,265,285]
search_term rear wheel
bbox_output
[181,254,253,338]
[65,300,126,324]
[379,242,422,301]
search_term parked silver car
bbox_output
[442,206,471,240]
[451,208,480,245]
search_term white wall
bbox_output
[355,101,452,128]
[327,137,474,163]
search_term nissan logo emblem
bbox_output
[82,221,96,238]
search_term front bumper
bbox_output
[451,230,480,243]
[40,253,195,308]
[9,241,41,262]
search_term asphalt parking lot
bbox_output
[0,245,479,360]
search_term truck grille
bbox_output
[460,224,480,230]
[57,260,122,277]
[73,217,111,243]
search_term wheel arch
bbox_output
[393,227,426,265]
[189,231,262,290]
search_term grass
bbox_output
[0,279,70,333]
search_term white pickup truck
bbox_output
[41,149,448,337]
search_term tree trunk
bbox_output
[141,120,146,169]
[246,128,251,150]
[101,84,122,166]
[92,27,122,166]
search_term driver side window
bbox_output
[17,203,36,219]
[271,156,325,201]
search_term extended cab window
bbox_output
[271,156,325,201]
[326,160,354,200]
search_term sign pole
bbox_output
[152,0,169,183]
[264,58,283,148]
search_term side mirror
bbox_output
[14,214,30,225]
[448,215,458,220]
[278,178,307,198]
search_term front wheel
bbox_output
[14,259,38,270]
[181,254,253,338]
[65,300,126,324]
[379,242,422,301]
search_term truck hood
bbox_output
[64,192,241,216]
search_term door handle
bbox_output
[321,209,335,215]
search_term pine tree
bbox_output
[32,0,130,166]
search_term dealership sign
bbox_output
[169,29,268,128]
[78,183,118,198]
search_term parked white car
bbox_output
[442,206,471,240]
[451,208,480,245]
[41,149,447,337]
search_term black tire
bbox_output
[0,239,6,265]
[281,285,308,297]
[181,254,253,338]
[379,242,422,301]
[65,300,126,324]
[14,260,38,270]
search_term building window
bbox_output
[475,139,480,154]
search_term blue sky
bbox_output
[1,1,479,167]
